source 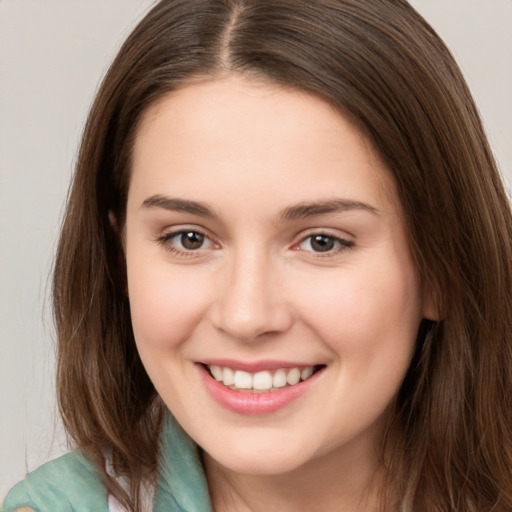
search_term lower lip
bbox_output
[198,364,323,415]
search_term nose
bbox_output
[210,249,293,341]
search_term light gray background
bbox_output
[1,0,511,499]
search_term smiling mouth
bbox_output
[204,364,325,393]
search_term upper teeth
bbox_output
[208,365,315,391]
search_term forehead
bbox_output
[129,76,397,214]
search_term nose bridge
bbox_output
[213,242,291,340]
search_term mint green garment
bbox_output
[2,414,213,512]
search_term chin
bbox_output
[204,438,312,476]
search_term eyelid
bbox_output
[292,228,355,256]
[154,225,354,258]
[155,225,219,256]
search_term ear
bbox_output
[108,210,128,295]
[108,210,119,232]
[108,210,126,249]
[421,286,442,322]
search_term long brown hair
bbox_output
[53,1,512,510]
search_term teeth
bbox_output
[253,371,273,390]
[210,365,223,381]
[223,367,235,386]
[286,368,301,385]
[272,369,287,388]
[234,370,252,389]
[207,364,317,391]
[301,367,314,380]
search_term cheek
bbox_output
[127,258,211,350]
[293,261,423,357]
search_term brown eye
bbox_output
[180,231,205,250]
[310,235,335,252]
[298,233,354,255]
[158,229,214,254]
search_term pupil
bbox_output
[311,235,334,252]
[181,232,204,250]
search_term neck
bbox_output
[203,441,386,512]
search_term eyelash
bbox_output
[155,229,354,257]
[156,229,216,257]
[295,232,354,257]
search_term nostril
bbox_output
[211,302,294,342]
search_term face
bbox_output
[125,76,429,477]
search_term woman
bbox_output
[3,0,512,511]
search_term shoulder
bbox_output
[2,451,109,512]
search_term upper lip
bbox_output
[198,359,324,372]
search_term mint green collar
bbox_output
[153,414,214,512]
[1,413,213,512]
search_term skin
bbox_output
[124,76,432,511]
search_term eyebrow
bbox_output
[141,195,218,218]
[279,199,380,220]
[140,195,379,220]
